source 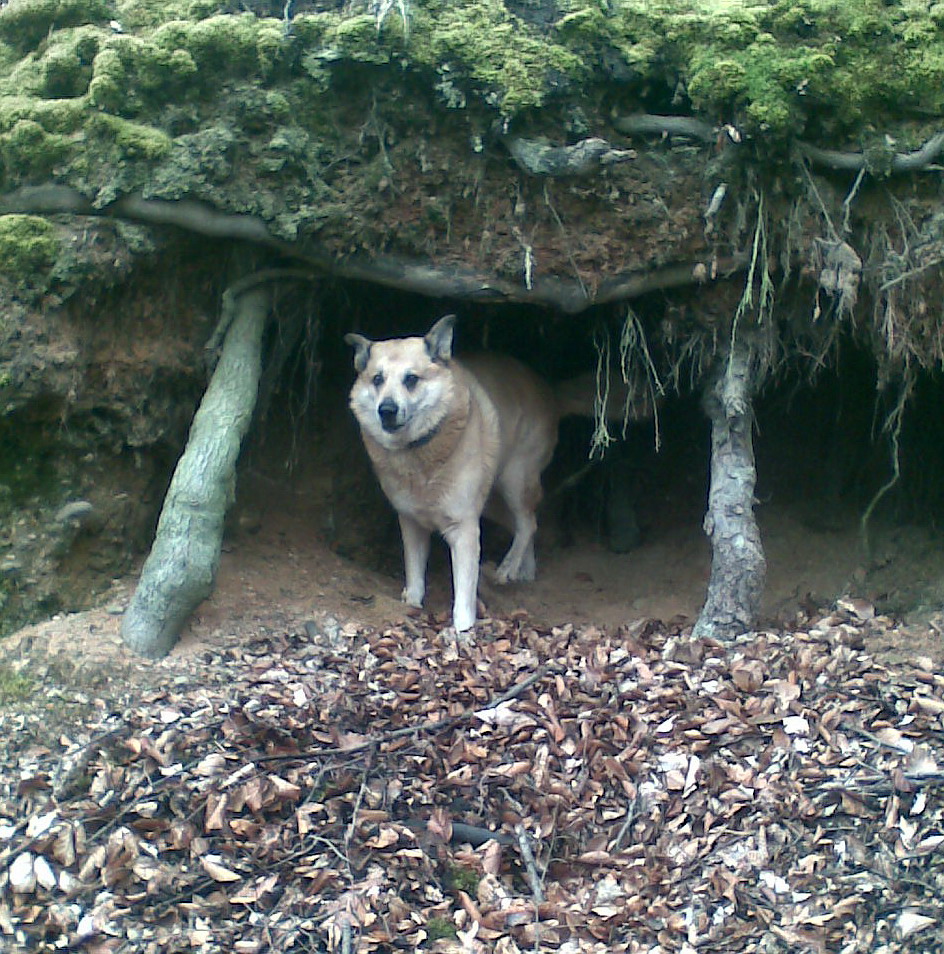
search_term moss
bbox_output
[87,46,126,113]
[407,0,586,114]
[0,95,87,135]
[0,0,111,53]
[31,25,103,98]
[0,215,61,284]
[89,37,198,115]
[447,864,481,894]
[113,0,220,32]
[154,14,290,82]
[0,118,71,185]
[88,113,171,160]
[0,663,33,702]
[425,917,457,941]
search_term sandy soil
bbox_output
[4,396,943,694]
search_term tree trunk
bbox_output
[692,343,766,640]
[120,286,270,658]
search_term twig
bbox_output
[250,665,556,762]
[515,823,545,906]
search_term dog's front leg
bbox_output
[399,513,430,608]
[444,518,481,632]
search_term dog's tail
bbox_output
[555,371,656,424]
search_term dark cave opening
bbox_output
[224,277,944,628]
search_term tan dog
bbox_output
[344,315,558,632]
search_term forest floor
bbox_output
[1,461,943,951]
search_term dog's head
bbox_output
[344,315,457,450]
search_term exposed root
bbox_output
[612,114,717,143]
[505,136,635,177]
[798,131,944,175]
[618,307,664,451]
[860,380,910,558]
[1,185,744,314]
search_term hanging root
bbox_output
[589,330,614,459]
[619,306,664,451]
[860,378,910,558]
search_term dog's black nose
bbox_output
[378,398,400,431]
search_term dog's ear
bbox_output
[425,314,456,364]
[344,333,372,372]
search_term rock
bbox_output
[54,500,95,524]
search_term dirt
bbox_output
[4,447,941,723]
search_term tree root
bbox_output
[504,135,635,176]
[692,342,766,641]
[798,132,944,174]
[120,284,270,658]
[611,114,717,142]
[0,184,745,313]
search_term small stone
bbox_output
[54,501,95,524]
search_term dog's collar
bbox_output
[407,422,441,449]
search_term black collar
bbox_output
[408,422,441,449]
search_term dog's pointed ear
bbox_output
[344,333,372,372]
[425,314,456,364]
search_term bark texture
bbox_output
[692,344,766,641]
[120,287,269,658]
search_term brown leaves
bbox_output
[0,606,942,952]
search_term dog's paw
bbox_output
[494,558,534,585]
[452,605,477,633]
[441,624,475,648]
[401,587,424,608]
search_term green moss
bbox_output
[0,0,110,53]
[407,0,585,114]
[32,25,103,98]
[0,118,71,185]
[0,663,33,702]
[154,14,290,82]
[0,95,87,135]
[89,37,198,115]
[447,864,481,894]
[0,215,61,283]
[88,113,171,159]
[425,917,457,941]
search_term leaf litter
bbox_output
[1,601,942,953]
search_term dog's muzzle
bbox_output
[378,398,401,432]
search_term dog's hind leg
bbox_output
[399,513,431,608]
[444,518,481,632]
[494,464,541,584]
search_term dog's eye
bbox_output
[403,373,419,391]
[372,372,384,388]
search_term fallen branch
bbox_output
[253,663,555,760]
[120,283,270,658]
[515,824,545,906]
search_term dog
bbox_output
[344,315,559,632]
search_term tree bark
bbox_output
[692,343,766,640]
[120,286,269,658]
